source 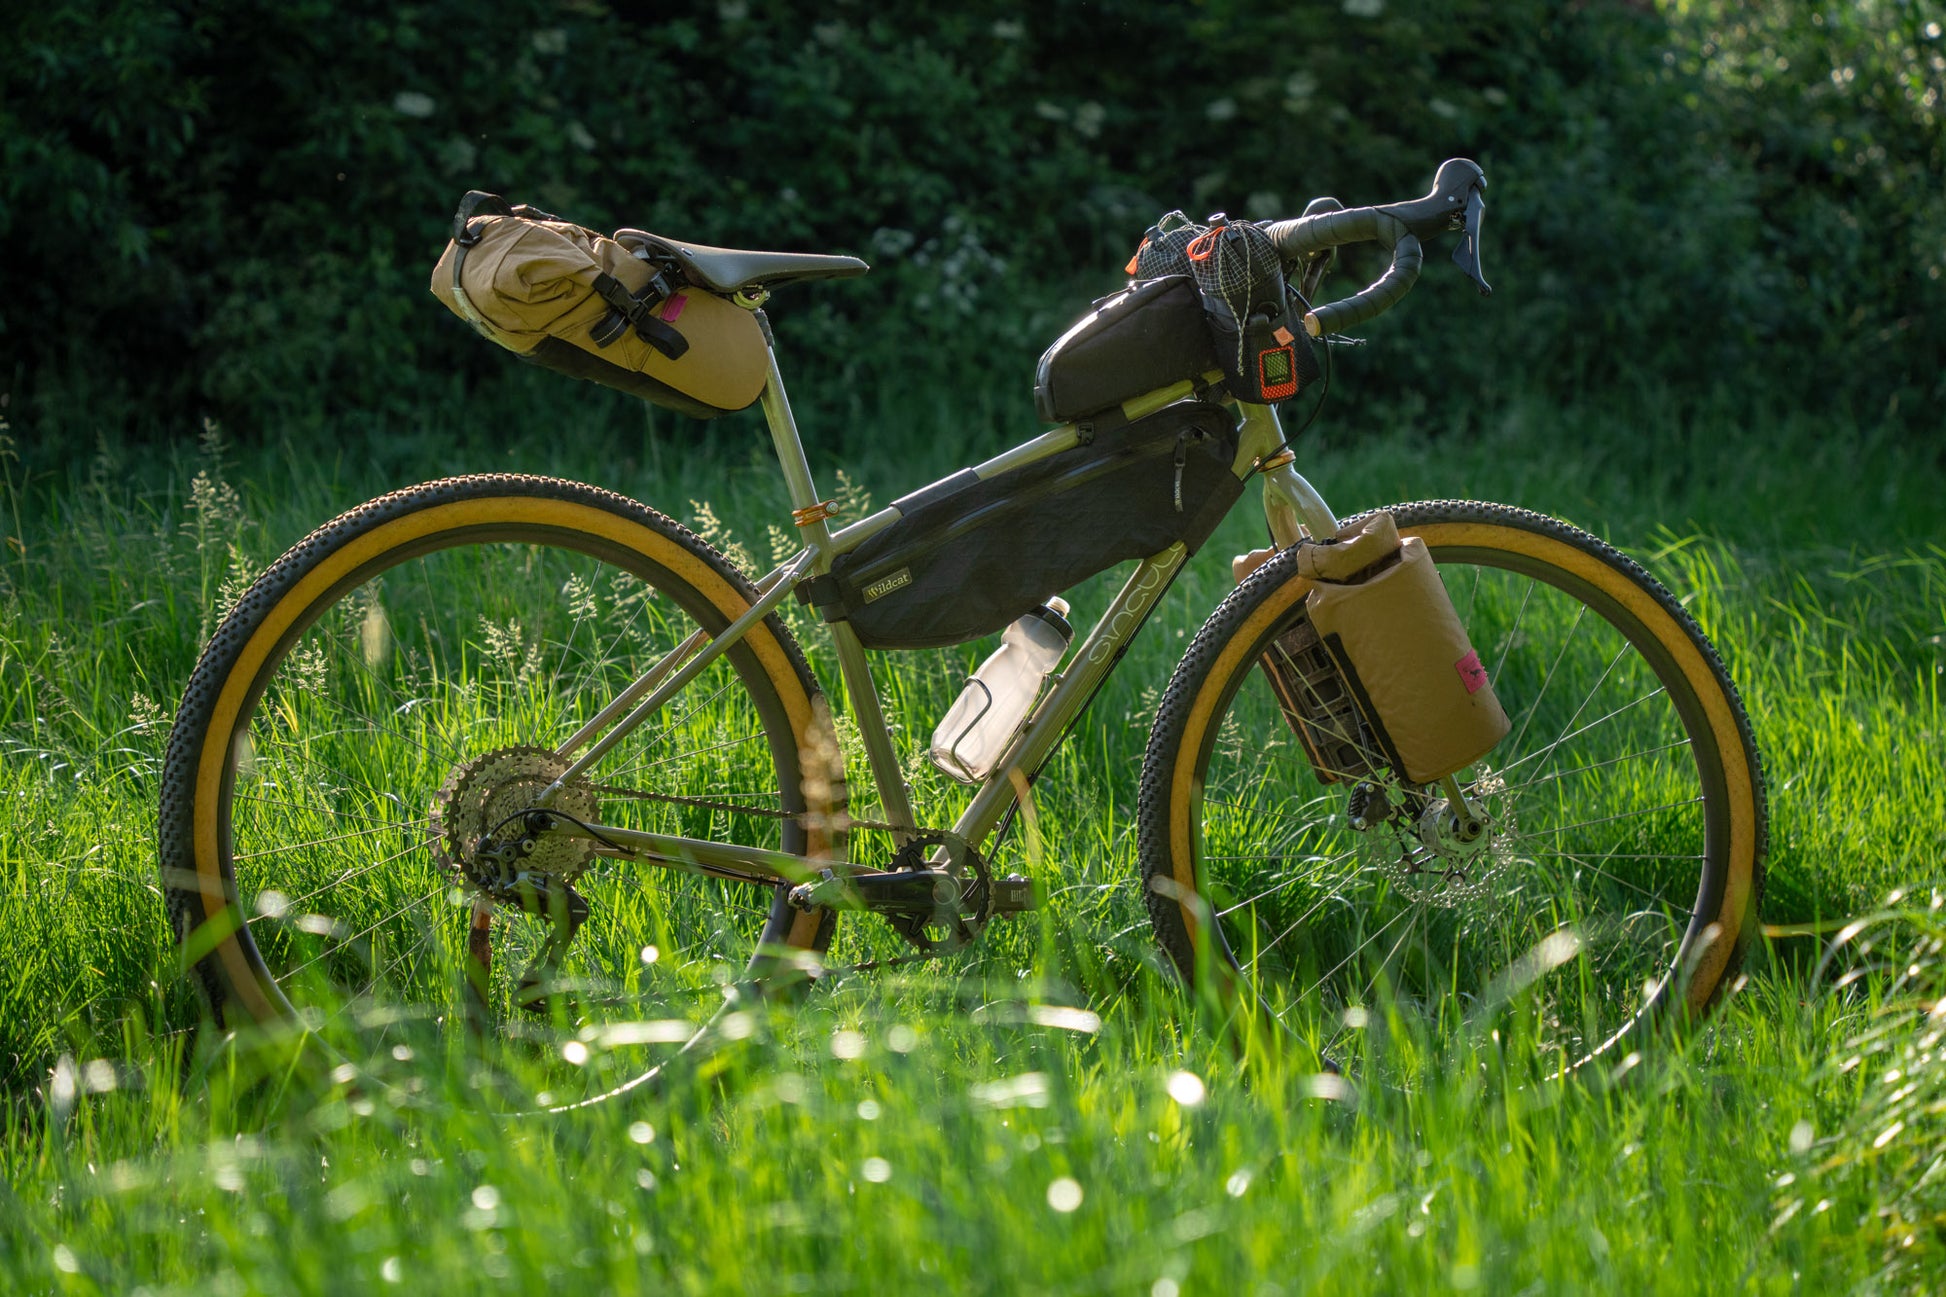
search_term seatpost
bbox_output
[754,315,838,567]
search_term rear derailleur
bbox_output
[786,830,1034,955]
[465,813,592,1016]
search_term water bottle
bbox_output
[928,598,1073,783]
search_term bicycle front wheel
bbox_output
[159,475,837,1107]
[1138,500,1765,1070]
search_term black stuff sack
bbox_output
[1033,275,1218,423]
[1131,212,1321,406]
[803,401,1244,649]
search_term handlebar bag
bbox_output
[1131,213,1321,406]
[801,401,1243,649]
[1033,275,1218,423]
[1302,514,1510,785]
[431,191,767,419]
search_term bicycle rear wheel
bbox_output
[1138,500,1765,1071]
[159,475,838,1108]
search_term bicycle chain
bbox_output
[587,782,906,835]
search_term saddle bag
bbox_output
[1267,513,1510,786]
[430,191,768,419]
[803,401,1244,649]
[1033,276,1218,423]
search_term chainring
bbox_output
[884,830,989,954]
[430,744,600,894]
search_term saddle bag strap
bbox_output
[591,272,691,360]
[446,191,518,350]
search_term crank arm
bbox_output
[790,868,956,915]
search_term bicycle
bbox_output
[159,159,1766,1107]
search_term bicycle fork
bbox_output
[1236,402,1486,837]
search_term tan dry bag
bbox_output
[430,191,767,419]
[1302,513,1511,785]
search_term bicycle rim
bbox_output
[1147,502,1762,1074]
[161,477,835,1109]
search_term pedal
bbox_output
[989,874,1036,915]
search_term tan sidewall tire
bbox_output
[1137,500,1766,1033]
[159,475,837,1030]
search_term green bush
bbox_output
[3,1,1940,445]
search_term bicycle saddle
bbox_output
[615,229,870,294]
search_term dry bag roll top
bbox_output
[799,401,1245,650]
[1300,514,1511,785]
[431,191,768,419]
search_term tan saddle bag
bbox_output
[430,191,767,419]
[1238,513,1510,786]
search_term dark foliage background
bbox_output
[4,0,1942,446]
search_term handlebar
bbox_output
[1263,158,1492,337]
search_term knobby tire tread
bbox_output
[159,473,832,1029]
[1136,498,1767,1024]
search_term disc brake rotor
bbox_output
[1357,767,1518,908]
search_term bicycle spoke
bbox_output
[1494,687,1669,779]
[1525,795,1703,840]
[1504,600,1586,755]
[1213,854,1367,919]
[276,884,448,985]
[1291,901,1419,990]
[1492,738,1691,797]
[233,793,415,832]
[266,837,442,916]
[1523,843,1703,907]
[554,569,663,735]
[234,817,427,863]
[1521,639,1635,787]
[604,730,768,785]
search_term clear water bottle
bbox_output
[929,598,1073,783]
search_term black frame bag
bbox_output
[802,401,1243,649]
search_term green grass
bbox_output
[1,391,1943,1293]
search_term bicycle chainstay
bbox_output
[588,784,1031,956]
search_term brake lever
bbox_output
[1452,187,1491,297]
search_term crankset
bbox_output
[786,831,1035,954]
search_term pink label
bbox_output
[660,293,687,322]
[1455,649,1489,695]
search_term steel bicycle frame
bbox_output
[531,330,1341,892]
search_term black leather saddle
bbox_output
[616,229,869,294]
